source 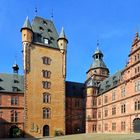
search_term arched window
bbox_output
[43,108,51,119]
[11,110,18,122]
[43,93,51,103]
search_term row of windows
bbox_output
[98,81,140,106]
[0,110,18,123]
[98,104,126,118]
[0,93,52,106]
[96,121,126,132]
[0,96,19,106]
[98,88,126,106]
[42,56,52,90]
[97,102,140,119]
[0,109,51,122]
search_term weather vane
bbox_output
[51,9,54,21]
[97,40,99,49]
[35,7,38,16]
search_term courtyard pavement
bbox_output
[1,133,140,140]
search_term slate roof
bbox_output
[31,16,59,49]
[21,16,32,31]
[0,73,24,93]
[66,81,85,98]
[90,59,107,69]
[98,70,122,94]
[93,48,103,57]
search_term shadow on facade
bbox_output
[0,118,38,139]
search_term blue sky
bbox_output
[0,0,140,83]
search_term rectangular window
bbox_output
[135,81,140,92]
[11,96,18,106]
[121,86,125,97]
[98,124,101,131]
[104,109,108,117]
[93,99,97,107]
[93,124,96,132]
[112,106,116,115]
[112,123,116,131]
[42,70,51,78]
[98,98,101,106]
[42,57,51,65]
[112,90,116,101]
[98,111,101,118]
[75,100,80,108]
[42,81,51,89]
[44,38,49,44]
[93,112,97,119]
[0,95,1,105]
[11,111,18,122]
[121,121,125,131]
[105,123,108,131]
[121,104,126,114]
[135,100,140,111]
[104,96,108,104]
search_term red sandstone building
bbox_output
[86,32,140,133]
[1,14,140,138]
[0,65,24,138]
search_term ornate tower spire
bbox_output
[86,46,109,82]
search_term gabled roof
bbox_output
[0,73,24,93]
[66,81,85,98]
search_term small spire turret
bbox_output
[12,63,19,74]
[58,27,68,43]
[21,16,32,32]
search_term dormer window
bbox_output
[43,20,47,26]
[39,26,44,32]
[14,80,19,83]
[44,38,49,44]
[48,29,52,33]
[12,87,18,92]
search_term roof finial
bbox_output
[14,53,17,65]
[51,9,54,21]
[97,40,99,50]
[35,7,38,16]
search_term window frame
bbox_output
[43,108,51,119]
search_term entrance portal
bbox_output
[9,125,21,138]
[133,118,140,133]
[43,125,49,136]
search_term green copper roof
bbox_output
[0,73,24,93]
[31,16,59,49]
[21,16,32,30]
